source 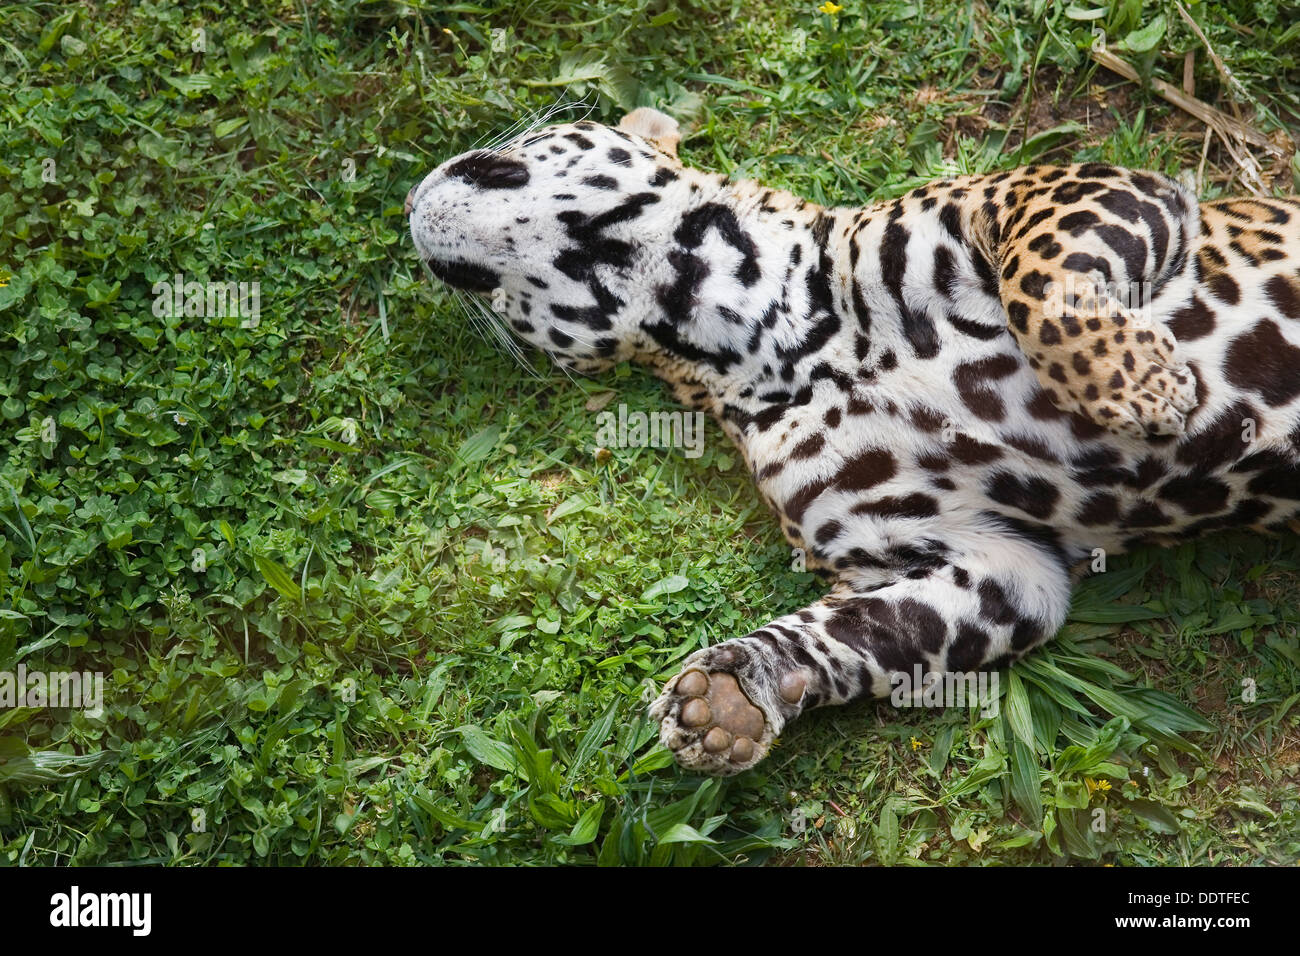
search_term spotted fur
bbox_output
[409,109,1300,775]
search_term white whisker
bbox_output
[479,94,595,154]
[460,290,546,379]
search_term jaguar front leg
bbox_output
[964,166,1202,437]
[651,542,1073,774]
[1001,252,1198,438]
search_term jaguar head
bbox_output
[408,108,687,373]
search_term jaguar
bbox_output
[408,107,1300,775]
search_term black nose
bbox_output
[445,151,530,189]
[404,186,416,217]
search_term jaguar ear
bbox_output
[617,107,680,158]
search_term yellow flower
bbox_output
[818,2,844,13]
[909,736,922,751]
[1085,777,1112,797]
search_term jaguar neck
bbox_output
[631,178,856,420]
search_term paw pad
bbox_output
[651,661,798,775]
[674,670,764,764]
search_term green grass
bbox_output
[1,0,1298,865]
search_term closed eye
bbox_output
[446,151,530,189]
